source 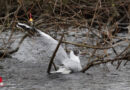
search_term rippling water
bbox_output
[0,30,130,90]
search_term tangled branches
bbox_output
[0,0,130,72]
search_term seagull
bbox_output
[16,22,82,74]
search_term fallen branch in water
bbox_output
[47,32,64,74]
[81,55,130,73]
[61,39,129,49]
[81,45,130,73]
[0,33,28,59]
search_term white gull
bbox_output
[17,22,82,74]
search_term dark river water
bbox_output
[0,29,130,90]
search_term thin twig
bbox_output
[0,33,28,58]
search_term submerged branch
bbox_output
[0,33,28,58]
[81,55,130,73]
[47,32,64,74]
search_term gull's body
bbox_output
[16,23,82,74]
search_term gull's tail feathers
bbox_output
[50,66,72,74]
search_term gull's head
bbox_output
[69,50,80,63]
[62,50,82,73]
[52,50,82,74]
[69,50,82,72]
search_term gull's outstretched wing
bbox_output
[16,23,82,73]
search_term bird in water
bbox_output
[16,22,82,74]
